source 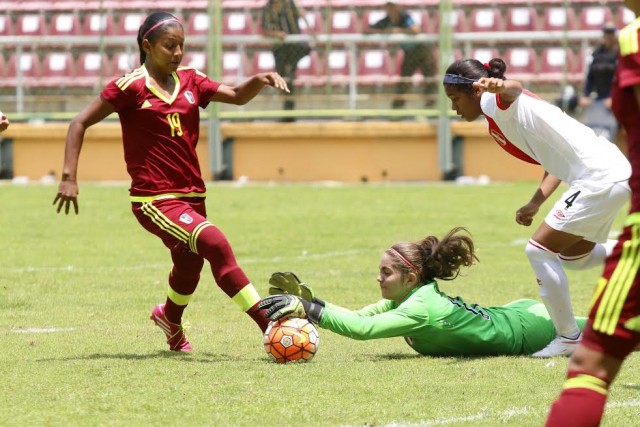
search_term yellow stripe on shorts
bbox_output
[141,202,190,243]
[189,221,213,254]
[563,374,608,396]
[593,224,640,335]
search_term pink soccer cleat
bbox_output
[150,304,192,352]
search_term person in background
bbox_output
[261,0,312,121]
[260,228,587,357]
[0,111,9,132]
[579,22,619,142]
[52,12,290,352]
[365,0,435,109]
[546,0,640,424]
[443,58,631,358]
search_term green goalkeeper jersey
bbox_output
[318,281,576,356]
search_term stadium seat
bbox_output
[469,9,503,32]
[7,53,41,82]
[0,54,6,79]
[40,52,75,86]
[112,52,139,75]
[617,7,636,28]
[542,7,577,31]
[0,14,14,36]
[362,9,387,30]
[76,52,112,84]
[330,10,358,34]
[471,48,499,65]
[503,47,537,78]
[187,12,210,36]
[252,51,276,74]
[539,47,578,82]
[15,14,46,36]
[222,51,250,83]
[116,13,145,36]
[82,13,115,36]
[49,13,81,36]
[357,49,392,84]
[223,12,254,35]
[324,50,352,85]
[294,51,323,86]
[432,9,466,33]
[579,6,614,31]
[299,10,323,34]
[407,10,430,33]
[182,52,207,72]
[505,7,538,32]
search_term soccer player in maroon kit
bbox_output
[53,12,289,352]
[546,1,640,424]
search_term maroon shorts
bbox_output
[131,197,209,253]
[584,220,640,359]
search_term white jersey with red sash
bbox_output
[480,90,630,189]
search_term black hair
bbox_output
[137,12,182,65]
[444,58,508,94]
[388,227,478,283]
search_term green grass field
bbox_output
[1,181,638,426]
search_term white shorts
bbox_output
[544,180,630,243]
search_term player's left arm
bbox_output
[211,73,289,105]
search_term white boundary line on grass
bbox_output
[375,399,640,427]
[13,327,76,333]
[7,249,372,274]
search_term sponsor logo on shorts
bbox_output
[185,91,195,105]
[179,213,193,224]
[553,210,565,220]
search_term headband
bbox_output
[443,73,478,85]
[389,248,418,272]
[142,18,180,40]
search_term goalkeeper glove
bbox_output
[259,294,324,324]
[268,271,322,304]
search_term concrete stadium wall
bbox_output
[2,121,579,183]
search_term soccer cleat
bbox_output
[532,334,582,358]
[150,304,192,352]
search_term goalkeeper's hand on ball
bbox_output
[259,294,324,324]
[268,272,322,304]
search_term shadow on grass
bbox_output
[36,351,268,363]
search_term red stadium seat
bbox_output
[182,52,207,72]
[40,52,75,86]
[325,50,352,85]
[49,13,81,36]
[15,14,45,36]
[294,51,323,86]
[505,7,538,32]
[7,53,42,83]
[299,10,323,34]
[617,7,635,28]
[331,10,358,34]
[540,47,578,82]
[469,9,503,32]
[579,6,614,31]
[407,10,430,33]
[116,13,145,36]
[222,51,250,83]
[542,7,577,31]
[432,9,466,33]
[252,51,276,74]
[223,12,254,35]
[504,47,537,78]
[362,9,387,30]
[112,52,139,76]
[357,49,391,84]
[0,54,6,79]
[187,12,210,36]
[82,13,115,36]
[76,52,112,84]
[0,14,14,36]
[471,48,499,65]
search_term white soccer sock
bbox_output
[525,240,580,339]
[559,239,618,271]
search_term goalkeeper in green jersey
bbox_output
[260,227,587,357]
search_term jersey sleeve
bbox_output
[193,69,221,109]
[319,298,429,340]
[100,78,139,111]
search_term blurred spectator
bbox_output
[0,111,9,133]
[579,22,619,141]
[365,0,435,109]
[261,0,312,121]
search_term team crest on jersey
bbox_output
[179,213,194,224]
[184,91,195,105]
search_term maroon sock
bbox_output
[545,371,609,427]
[164,264,201,324]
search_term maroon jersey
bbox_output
[612,18,640,212]
[101,65,220,198]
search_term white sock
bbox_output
[525,240,580,339]
[559,239,618,271]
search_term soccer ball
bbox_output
[263,317,320,363]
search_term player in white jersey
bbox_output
[443,57,631,357]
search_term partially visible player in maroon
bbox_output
[546,0,640,424]
[53,12,289,352]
